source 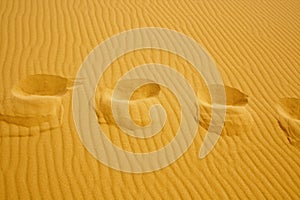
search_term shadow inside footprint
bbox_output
[111,79,161,101]
[13,74,69,96]
[0,74,71,136]
[277,98,300,146]
[224,86,248,106]
[199,85,253,136]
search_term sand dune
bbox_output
[0,0,300,199]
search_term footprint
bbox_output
[0,74,72,136]
[95,79,161,126]
[199,85,253,136]
[277,98,300,146]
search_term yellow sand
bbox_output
[1,0,300,199]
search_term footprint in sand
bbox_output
[0,74,72,136]
[277,98,300,147]
[95,79,161,127]
[199,85,253,136]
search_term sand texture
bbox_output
[0,0,300,199]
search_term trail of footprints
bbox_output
[0,74,299,150]
[96,80,253,137]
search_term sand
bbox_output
[0,0,300,199]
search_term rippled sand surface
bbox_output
[0,0,300,199]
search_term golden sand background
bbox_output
[0,0,300,199]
